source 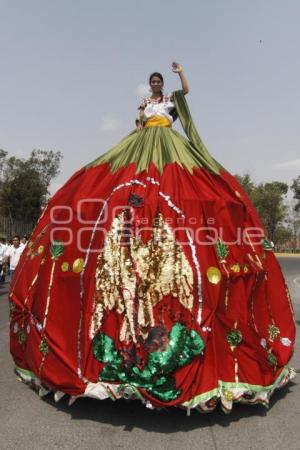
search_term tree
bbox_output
[285,201,300,252]
[235,174,289,243]
[251,181,288,243]
[0,149,62,224]
[234,173,255,196]
[291,176,300,211]
[273,226,293,249]
[27,150,62,187]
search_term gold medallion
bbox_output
[207,266,221,284]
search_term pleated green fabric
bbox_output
[86,90,222,175]
[172,90,222,175]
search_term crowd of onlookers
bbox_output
[0,235,28,285]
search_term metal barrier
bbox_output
[0,215,33,239]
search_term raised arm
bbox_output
[172,62,189,95]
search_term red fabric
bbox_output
[9,162,295,406]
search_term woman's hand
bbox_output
[172,61,183,73]
[135,119,143,131]
[172,61,189,94]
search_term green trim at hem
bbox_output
[15,365,294,412]
[182,366,292,408]
[15,367,37,380]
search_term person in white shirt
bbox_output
[20,235,28,248]
[0,239,8,263]
[3,235,24,279]
[0,238,8,284]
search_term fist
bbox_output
[172,61,183,73]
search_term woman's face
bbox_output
[150,76,163,94]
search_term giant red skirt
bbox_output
[9,92,296,413]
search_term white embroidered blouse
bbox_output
[139,94,175,123]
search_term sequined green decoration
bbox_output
[268,350,277,367]
[93,333,122,366]
[263,237,273,251]
[93,323,205,402]
[226,329,242,347]
[268,324,280,342]
[18,328,27,344]
[50,241,64,260]
[39,337,49,355]
[215,239,229,262]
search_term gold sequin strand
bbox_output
[91,212,194,341]
[250,273,259,333]
[222,263,230,310]
[16,273,40,346]
[38,241,64,374]
[245,230,264,270]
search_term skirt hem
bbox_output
[14,365,296,414]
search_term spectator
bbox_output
[20,235,29,247]
[3,235,24,279]
[0,237,8,284]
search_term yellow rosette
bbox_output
[61,262,70,272]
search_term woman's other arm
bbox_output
[136,100,146,130]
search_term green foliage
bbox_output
[0,149,8,179]
[0,149,62,224]
[1,169,47,223]
[285,203,300,252]
[234,173,255,196]
[251,181,288,242]
[235,173,289,244]
[291,176,300,211]
[27,150,62,187]
[273,226,293,246]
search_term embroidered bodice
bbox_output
[139,94,175,123]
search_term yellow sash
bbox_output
[144,116,171,128]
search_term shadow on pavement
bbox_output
[40,381,295,432]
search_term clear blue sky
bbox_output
[0,0,299,193]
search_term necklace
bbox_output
[149,95,164,104]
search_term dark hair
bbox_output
[149,72,164,84]
[12,235,20,241]
[149,72,164,101]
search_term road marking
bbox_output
[293,276,300,288]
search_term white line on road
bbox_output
[293,276,300,288]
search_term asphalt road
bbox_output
[0,257,299,450]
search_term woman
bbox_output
[10,62,295,414]
[136,62,189,130]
